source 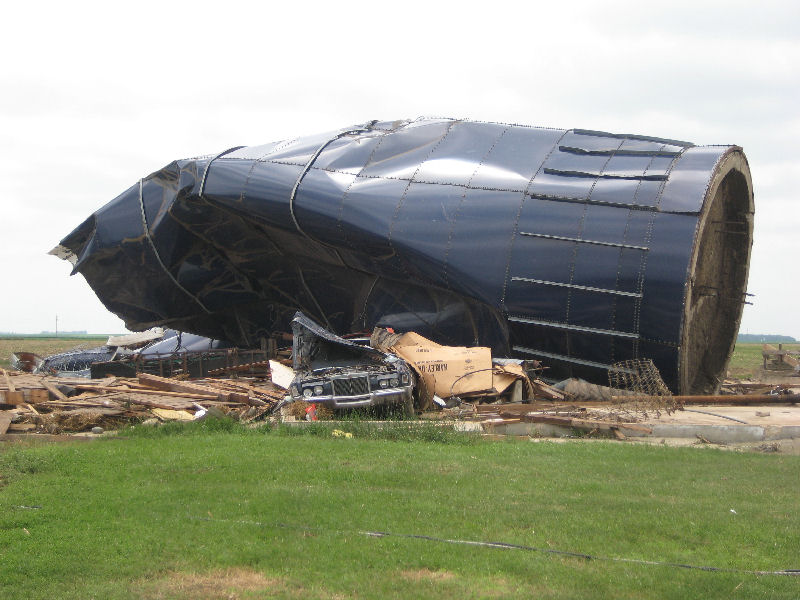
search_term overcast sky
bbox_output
[1,0,798,338]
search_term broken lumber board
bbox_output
[1,368,17,392]
[26,389,50,404]
[206,360,271,375]
[39,401,125,410]
[150,408,194,421]
[7,423,36,432]
[614,422,654,434]
[40,379,70,401]
[476,403,583,416]
[531,379,566,401]
[136,373,234,401]
[115,394,196,411]
[190,379,259,405]
[526,414,652,434]
[249,386,284,399]
[95,385,219,401]
[1,390,26,405]
[0,411,12,435]
[527,415,574,427]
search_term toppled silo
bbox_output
[52,118,753,394]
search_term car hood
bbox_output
[291,311,388,372]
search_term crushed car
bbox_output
[288,312,415,414]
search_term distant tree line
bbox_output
[737,333,797,343]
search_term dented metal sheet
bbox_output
[53,118,754,393]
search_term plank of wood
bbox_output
[117,393,196,411]
[762,344,778,356]
[29,389,49,404]
[1,391,25,405]
[137,373,229,400]
[65,391,130,402]
[531,379,566,401]
[527,415,574,427]
[7,423,36,432]
[0,411,12,435]
[40,379,70,401]
[75,384,218,401]
[617,423,654,434]
[151,408,194,421]
[249,386,285,400]
[206,360,271,375]
[39,401,126,409]
[1,368,16,392]
[193,379,260,404]
[136,375,264,406]
[525,414,653,434]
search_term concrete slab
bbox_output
[480,404,800,444]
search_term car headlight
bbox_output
[401,373,410,385]
[313,385,323,395]
[379,379,389,388]
[303,388,313,398]
[390,377,399,387]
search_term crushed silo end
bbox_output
[53,118,753,394]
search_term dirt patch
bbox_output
[137,567,287,599]
[400,568,457,582]
[399,569,522,598]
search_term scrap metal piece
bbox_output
[10,352,44,373]
[53,118,754,393]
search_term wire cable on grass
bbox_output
[187,515,799,577]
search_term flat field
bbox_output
[728,343,800,379]
[0,336,108,370]
[0,422,798,599]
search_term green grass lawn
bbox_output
[1,422,798,599]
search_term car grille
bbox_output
[331,376,369,397]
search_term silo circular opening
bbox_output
[681,150,754,394]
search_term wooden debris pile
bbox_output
[0,367,285,435]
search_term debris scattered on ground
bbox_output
[719,380,800,395]
[0,368,284,434]
[4,325,799,443]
